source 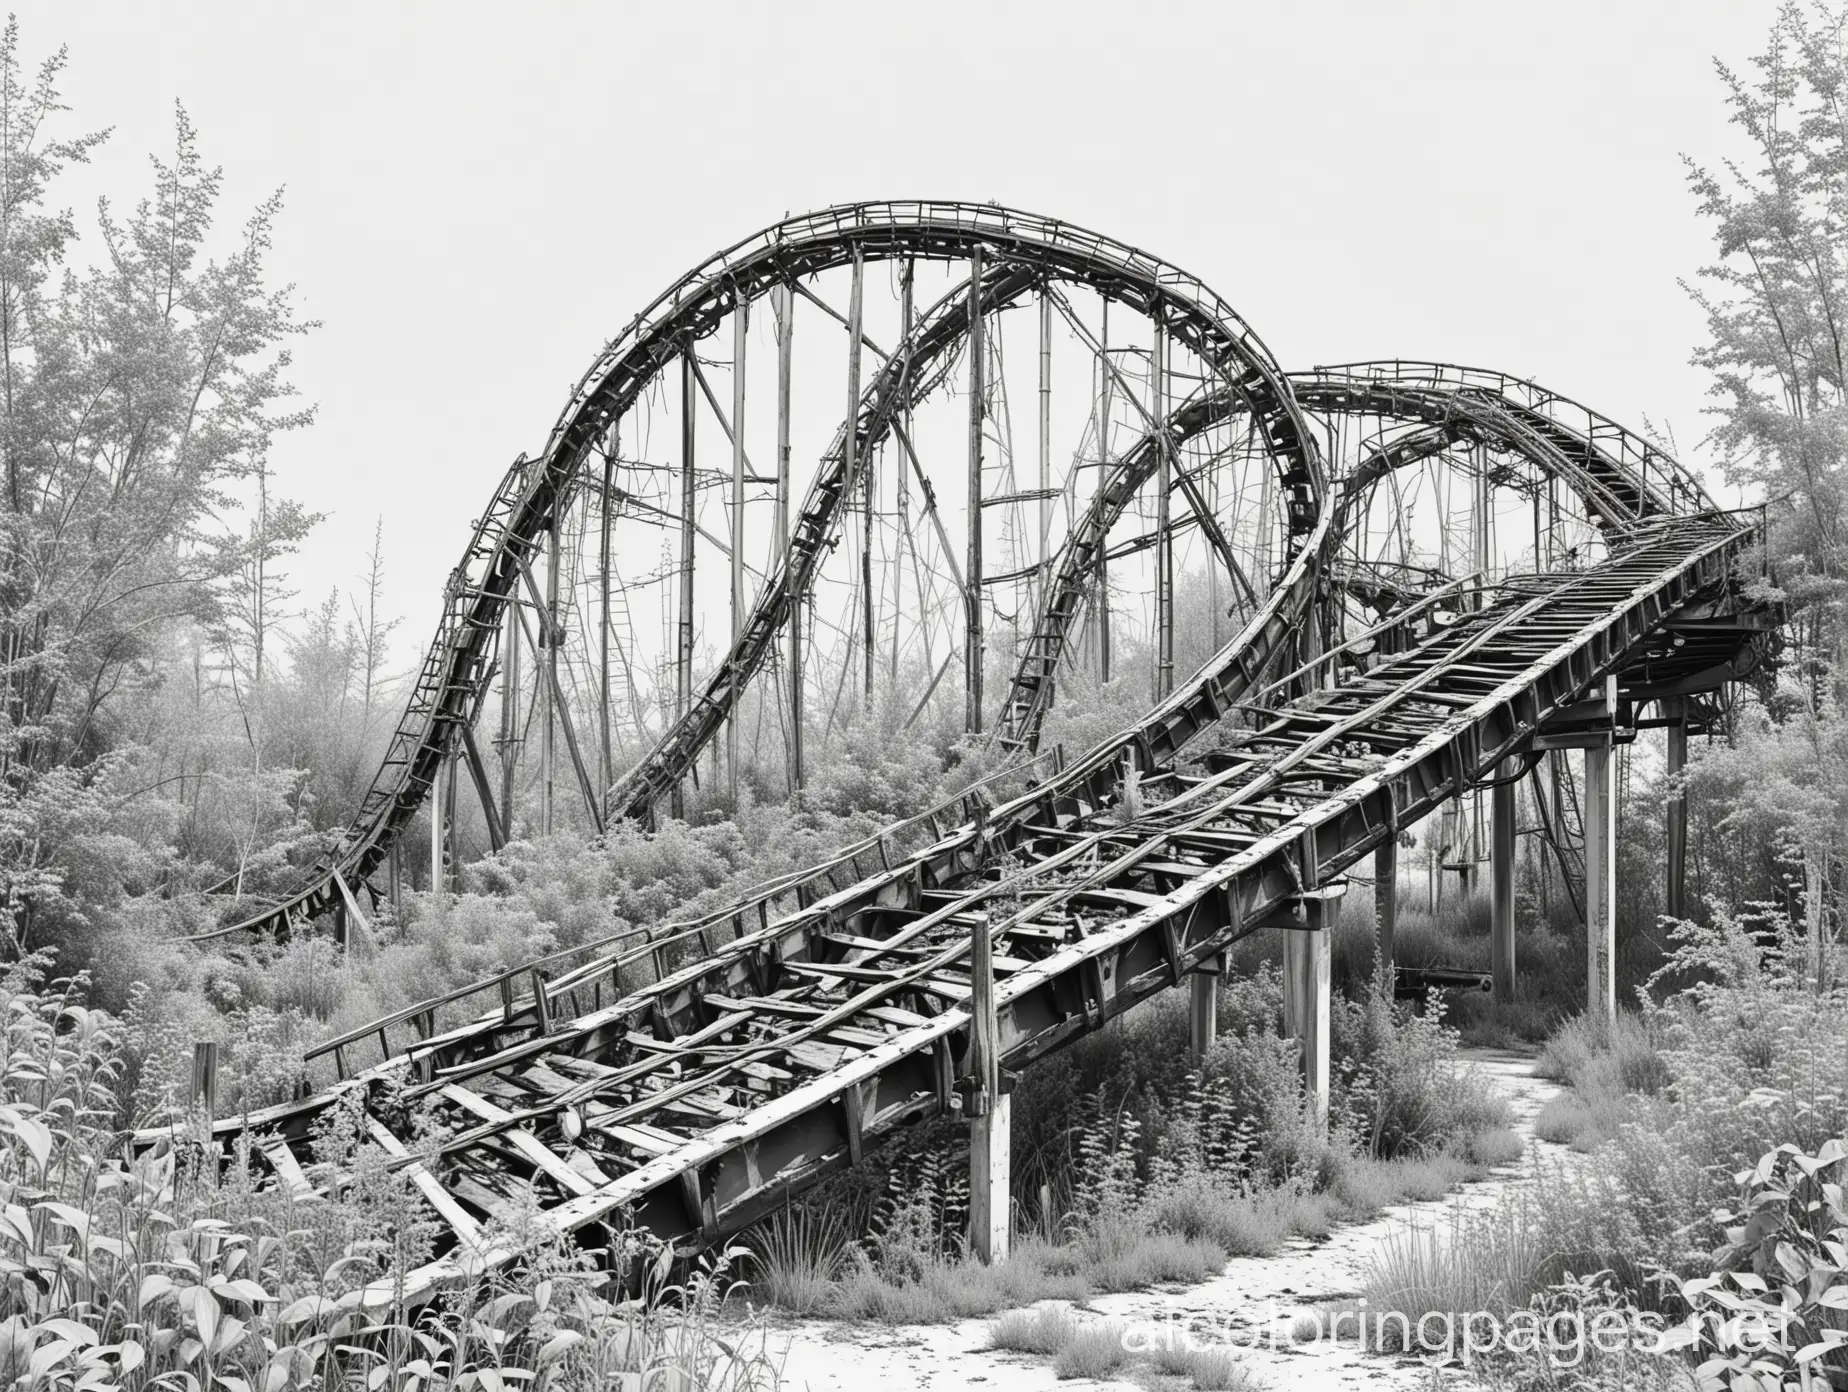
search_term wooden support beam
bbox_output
[190,1041,219,1123]
[365,1116,484,1247]
[1374,837,1397,977]
[442,1085,606,1195]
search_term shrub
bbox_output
[1666,1136,1848,1388]
[1331,970,1513,1161]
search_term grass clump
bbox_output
[1049,1319,1132,1380]
[988,1303,1078,1354]
[1145,1335,1262,1390]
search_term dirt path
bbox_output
[767,1048,1564,1391]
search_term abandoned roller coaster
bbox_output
[152,201,1776,1309]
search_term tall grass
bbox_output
[752,967,1520,1330]
[1364,910,1848,1352]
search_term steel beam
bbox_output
[1188,960,1217,1064]
[1491,762,1516,1003]
[599,425,615,811]
[965,247,986,735]
[730,305,748,807]
[848,248,872,710]
[1153,310,1174,701]
[775,286,801,795]
[1374,838,1397,976]
[675,346,696,820]
[1583,677,1619,1022]
[541,520,558,836]
[1664,696,1687,921]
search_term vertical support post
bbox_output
[729,303,748,807]
[443,739,459,891]
[1491,764,1517,1004]
[1208,449,1222,651]
[965,246,986,735]
[1374,837,1397,978]
[1037,289,1052,605]
[1664,696,1687,921]
[674,343,697,819]
[430,735,446,898]
[499,581,520,838]
[387,841,402,918]
[775,288,802,795]
[1188,960,1217,1065]
[847,248,872,710]
[1583,677,1618,1022]
[1153,310,1173,701]
[892,261,913,688]
[190,1041,219,1124]
[1256,436,1275,592]
[1282,898,1332,1134]
[967,907,1008,1263]
[541,520,558,837]
[1096,300,1112,683]
[599,423,615,812]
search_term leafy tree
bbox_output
[1683,1,1848,984]
[0,22,321,952]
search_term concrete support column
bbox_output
[969,1095,1011,1264]
[1188,960,1218,1065]
[1282,897,1333,1134]
[1583,735,1618,1022]
[1665,697,1687,921]
[967,901,1008,1263]
[1373,838,1397,980]
[1491,765,1517,1004]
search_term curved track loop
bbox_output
[202,202,1322,941]
[992,362,1721,750]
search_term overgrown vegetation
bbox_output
[1361,909,1848,1387]
[0,953,781,1389]
[743,968,1518,1327]
[4,3,1848,1388]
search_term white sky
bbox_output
[20,0,1773,668]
